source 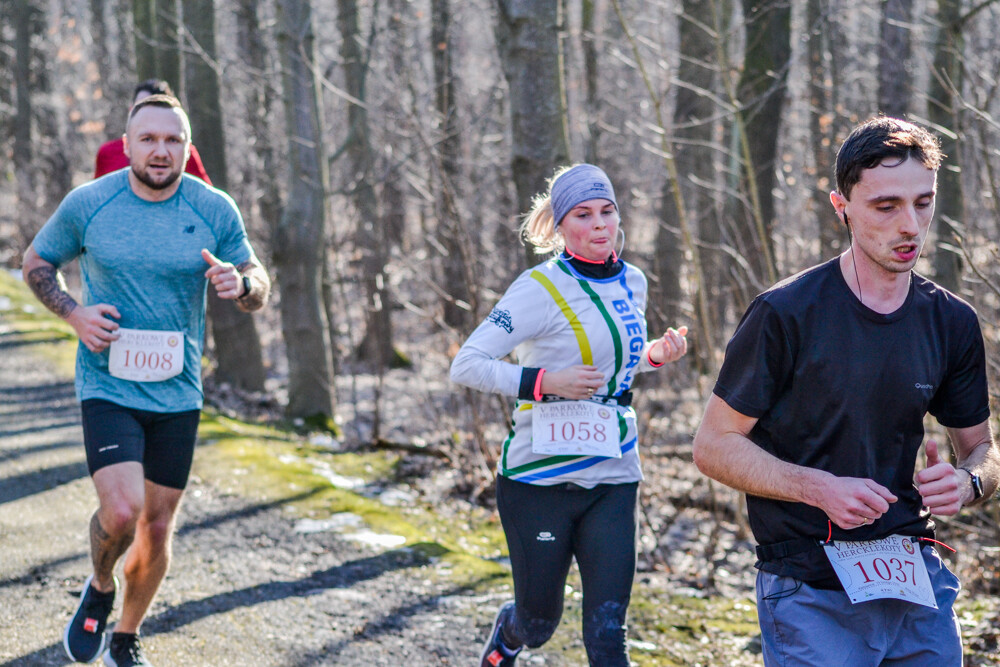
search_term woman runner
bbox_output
[451,164,688,666]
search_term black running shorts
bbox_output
[80,398,201,489]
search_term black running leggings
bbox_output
[495,475,638,667]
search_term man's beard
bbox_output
[131,164,182,190]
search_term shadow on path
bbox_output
[175,489,323,537]
[0,422,79,440]
[4,544,450,666]
[0,553,86,590]
[0,380,76,400]
[284,582,499,666]
[0,332,72,350]
[0,461,89,505]
[0,439,80,463]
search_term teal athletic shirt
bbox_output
[32,170,253,412]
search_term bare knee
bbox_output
[93,463,145,536]
[97,499,143,537]
[136,514,176,549]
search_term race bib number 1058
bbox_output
[108,328,184,382]
[531,400,621,458]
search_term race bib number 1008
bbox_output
[108,328,184,382]
[531,400,621,458]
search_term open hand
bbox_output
[649,326,688,365]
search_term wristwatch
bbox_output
[238,275,252,300]
[960,467,984,501]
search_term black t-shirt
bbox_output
[714,258,989,586]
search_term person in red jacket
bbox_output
[94,79,212,184]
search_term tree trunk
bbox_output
[274,0,335,420]
[13,0,38,247]
[495,0,570,265]
[733,0,790,290]
[581,0,600,164]
[653,0,715,337]
[183,0,266,392]
[878,0,913,118]
[807,0,849,260]
[132,0,180,89]
[156,0,181,91]
[431,0,476,329]
[337,0,395,367]
[928,0,963,292]
[89,0,112,99]
[235,0,282,232]
[382,0,409,253]
[133,0,156,80]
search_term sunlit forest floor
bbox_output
[2,267,999,665]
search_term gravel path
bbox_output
[0,325,496,666]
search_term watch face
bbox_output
[972,474,984,500]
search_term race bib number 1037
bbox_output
[822,534,937,608]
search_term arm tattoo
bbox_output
[26,265,78,319]
[235,259,271,312]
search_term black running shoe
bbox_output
[103,632,152,667]
[64,575,116,663]
[480,601,522,667]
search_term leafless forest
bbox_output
[2,0,1000,594]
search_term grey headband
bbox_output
[551,164,617,228]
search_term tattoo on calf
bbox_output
[26,266,77,319]
[89,512,133,585]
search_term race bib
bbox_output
[822,534,937,608]
[108,328,184,382]
[531,400,621,458]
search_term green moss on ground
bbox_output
[193,417,507,590]
[0,270,77,374]
[10,269,995,665]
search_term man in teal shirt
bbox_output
[22,94,270,667]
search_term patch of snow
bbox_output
[294,513,364,533]
[343,530,407,548]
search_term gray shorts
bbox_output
[756,545,962,666]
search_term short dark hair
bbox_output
[126,94,191,139]
[133,79,174,102]
[835,116,944,200]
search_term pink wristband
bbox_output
[533,369,546,401]
[647,348,665,368]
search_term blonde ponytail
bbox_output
[518,165,576,254]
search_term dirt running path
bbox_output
[0,325,495,666]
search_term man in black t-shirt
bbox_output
[693,116,999,665]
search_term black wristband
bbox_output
[518,368,542,401]
[960,467,984,501]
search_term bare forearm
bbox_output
[24,264,78,319]
[694,429,830,505]
[953,424,1000,505]
[235,259,271,312]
